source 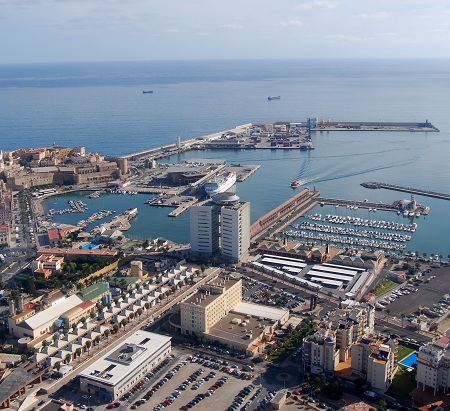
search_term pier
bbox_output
[119,119,439,161]
[250,188,320,242]
[316,197,398,212]
[361,182,450,201]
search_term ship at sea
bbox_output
[205,172,237,196]
[268,96,281,100]
[142,90,153,94]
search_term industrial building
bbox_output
[79,330,171,401]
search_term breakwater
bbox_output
[361,182,450,201]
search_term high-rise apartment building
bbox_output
[190,193,250,263]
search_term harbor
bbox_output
[120,119,439,161]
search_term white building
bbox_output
[416,336,450,395]
[79,330,171,402]
[221,201,250,262]
[190,193,250,263]
[352,336,398,393]
[190,202,220,256]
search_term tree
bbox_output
[85,340,92,355]
[89,311,96,320]
[42,340,49,347]
[65,353,72,364]
[95,335,101,349]
[112,324,119,334]
[75,348,82,362]
[24,276,36,294]
[121,318,127,331]
[144,302,150,315]
[54,361,61,372]
[137,308,143,319]
[129,312,135,323]
[104,329,110,342]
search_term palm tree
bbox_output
[76,348,82,362]
[137,308,143,320]
[144,302,150,316]
[104,329,110,342]
[85,340,92,355]
[95,335,101,349]
[401,313,406,328]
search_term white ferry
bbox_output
[205,172,236,196]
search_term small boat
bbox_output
[268,96,281,100]
[142,90,153,94]
[290,181,300,188]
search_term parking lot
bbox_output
[120,351,271,411]
[241,275,310,314]
[378,265,450,320]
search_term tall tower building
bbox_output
[190,202,220,256]
[189,193,250,263]
[221,201,250,262]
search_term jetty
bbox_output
[317,197,398,212]
[361,182,450,201]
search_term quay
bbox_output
[317,197,398,212]
[120,119,439,161]
[311,120,439,132]
[361,182,450,201]
[250,188,320,242]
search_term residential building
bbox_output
[79,330,171,401]
[31,254,64,276]
[352,336,398,392]
[416,337,450,395]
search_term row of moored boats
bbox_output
[290,222,412,242]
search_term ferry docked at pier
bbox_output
[205,172,237,196]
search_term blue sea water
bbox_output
[1,59,450,255]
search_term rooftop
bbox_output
[79,330,171,386]
[78,282,110,302]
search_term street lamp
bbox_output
[88,395,91,411]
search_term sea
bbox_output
[1,59,450,257]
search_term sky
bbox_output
[1,0,450,63]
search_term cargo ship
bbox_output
[205,172,237,196]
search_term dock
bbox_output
[119,119,439,162]
[361,182,450,201]
[316,197,398,212]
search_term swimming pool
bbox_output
[81,242,100,250]
[399,352,418,367]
